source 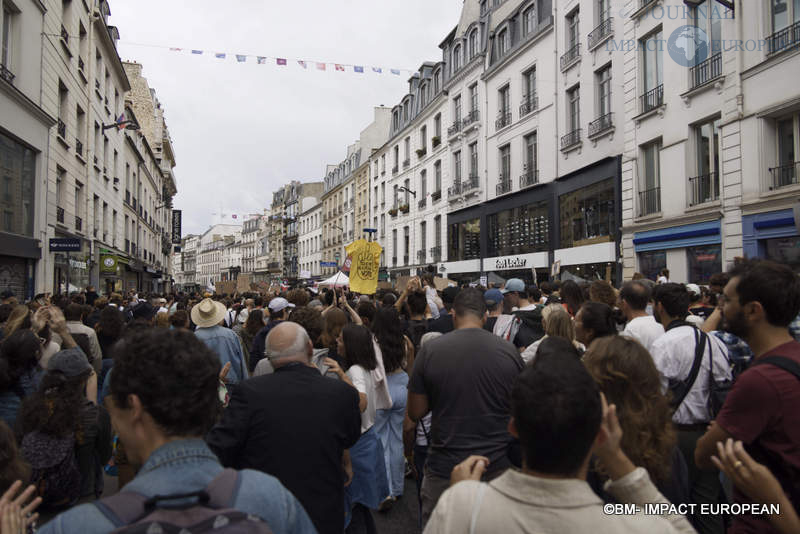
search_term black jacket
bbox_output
[513,306,545,348]
[207,364,361,534]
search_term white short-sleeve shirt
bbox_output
[347,364,378,433]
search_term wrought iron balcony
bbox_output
[418,197,427,209]
[560,43,581,70]
[462,110,479,128]
[690,53,722,89]
[402,158,410,169]
[392,165,399,175]
[769,161,800,190]
[520,168,539,188]
[495,111,512,130]
[560,128,582,150]
[392,256,397,267]
[75,139,83,156]
[57,119,66,139]
[463,174,480,194]
[431,190,441,202]
[688,172,719,206]
[447,181,462,198]
[403,255,409,265]
[447,121,461,137]
[519,94,538,117]
[417,250,426,263]
[638,187,661,216]
[56,206,64,223]
[767,20,800,55]
[496,175,512,195]
[0,64,14,84]
[640,84,664,114]
[78,57,84,72]
[430,245,442,263]
[588,18,613,49]
[588,112,614,137]
[60,25,69,43]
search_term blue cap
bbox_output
[484,289,504,306]
[501,278,526,294]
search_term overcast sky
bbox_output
[109,0,464,235]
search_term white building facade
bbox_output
[298,199,322,278]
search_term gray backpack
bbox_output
[93,469,274,534]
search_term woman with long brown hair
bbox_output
[320,308,347,366]
[583,335,688,506]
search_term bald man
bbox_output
[207,322,362,534]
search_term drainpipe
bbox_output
[551,3,561,273]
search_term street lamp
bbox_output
[398,186,417,198]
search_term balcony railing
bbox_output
[0,64,14,84]
[495,111,512,130]
[560,43,581,70]
[638,186,661,216]
[391,165,399,175]
[78,57,85,72]
[463,174,480,193]
[430,245,442,263]
[447,181,462,198]
[588,18,614,49]
[520,168,539,188]
[690,52,722,89]
[431,190,442,201]
[588,112,614,137]
[75,139,83,156]
[418,197,427,209]
[417,250,426,263]
[462,109,479,128]
[767,20,800,55]
[57,119,66,139]
[392,256,397,266]
[403,255,409,265]
[688,172,719,206]
[519,94,538,117]
[60,25,68,43]
[769,161,800,190]
[56,206,64,223]
[560,128,582,150]
[496,175,512,195]
[402,158,410,169]
[640,84,664,114]
[447,120,461,137]
[75,216,82,231]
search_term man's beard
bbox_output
[722,309,749,339]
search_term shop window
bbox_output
[637,250,666,282]
[0,132,35,237]
[559,178,615,249]
[448,218,480,261]
[765,236,800,273]
[687,244,721,283]
[487,200,549,257]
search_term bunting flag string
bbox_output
[118,40,415,76]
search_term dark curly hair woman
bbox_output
[94,306,125,359]
[0,330,43,428]
[0,420,30,493]
[583,335,688,507]
[18,349,111,508]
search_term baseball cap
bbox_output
[484,288,504,306]
[501,278,526,294]
[268,297,296,313]
[48,347,93,378]
[686,283,701,297]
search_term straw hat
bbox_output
[191,298,226,328]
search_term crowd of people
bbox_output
[0,257,797,534]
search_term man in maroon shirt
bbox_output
[696,259,800,533]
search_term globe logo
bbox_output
[668,25,709,68]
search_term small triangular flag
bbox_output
[354,66,364,73]
[391,69,401,75]
[277,58,287,66]
[298,60,307,69]
[191,50,203,55]
[372,67,382,73]
[215,53,226,59]
[316,62,326,71]
[236,55,247,63]
[257,56,266,64]
[335,64,345,72]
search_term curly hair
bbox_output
[589,280,617,308]
[320,308,347,350]
[19,370,89,441]
[244,309,266,337]
[110,329,221,437]
[288,307,322,345]
[0,330,41,392]
[371,307,405,373]
[583,336,675,483]
[0,420,29,492]
[559,280,584,317]
[286,289,310,308]
[96,306,124,340]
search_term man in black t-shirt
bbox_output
[408,288,524,528]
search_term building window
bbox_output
[0,132,35,237]
[771,0,799,33]
[523,5,536,35]
[524,66,536,103]
[498,85,511,128]
[692,0,721,52]
[453,95,462,123]
[497,28,509,56]
[448,218,481,261]
[420,221,427,260]
[773,114,799,189]
[638,250,666,281]
[641,29,663,111]
[499,144,511,192]
[420,170,427,198]
[567,8,580,49]
[523,132,537,185]
[434,160,442,192]
[469,28,479,58]
[392,229,397,265]
[453,44,461,71]
[404,137,411,161]
[639,141,662,215]
[453,151,462,183]
[687,244,721,283]
[403,226,410,264]
[420,125,427,150]
[469,143,478,179]
[2,2,16,69]
[469,83,478,114]
[488,200,549,256]
[690,117,720,205]
[596,64,612,117]
[434,70,441,93]
[567,84,580,133]
[559,178,615,249]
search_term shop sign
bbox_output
[49,238,81,252]
[69,258,87,270]
[494,256,528,270]
[100,255,118,273]
[172,210,182,244]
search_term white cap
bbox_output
[268,297,295,313]
[686,283,701,296]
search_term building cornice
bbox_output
[93,18,131,91]
[622,210,722,234]
[0,79,56,127]
[483,21,553,81]
[445,54,485,90]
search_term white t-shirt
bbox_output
[347,364,378,434]
[622,315,665,353]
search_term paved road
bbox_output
[373,476,420,534]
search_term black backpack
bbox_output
[21,431,80,509]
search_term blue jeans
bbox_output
[373,372,408,497]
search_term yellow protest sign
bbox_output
[345,239,383,295]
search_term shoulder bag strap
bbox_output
[674,328,706,409]
[205,468,241,509]
[93,491,150,527]
[757,356,800,380]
